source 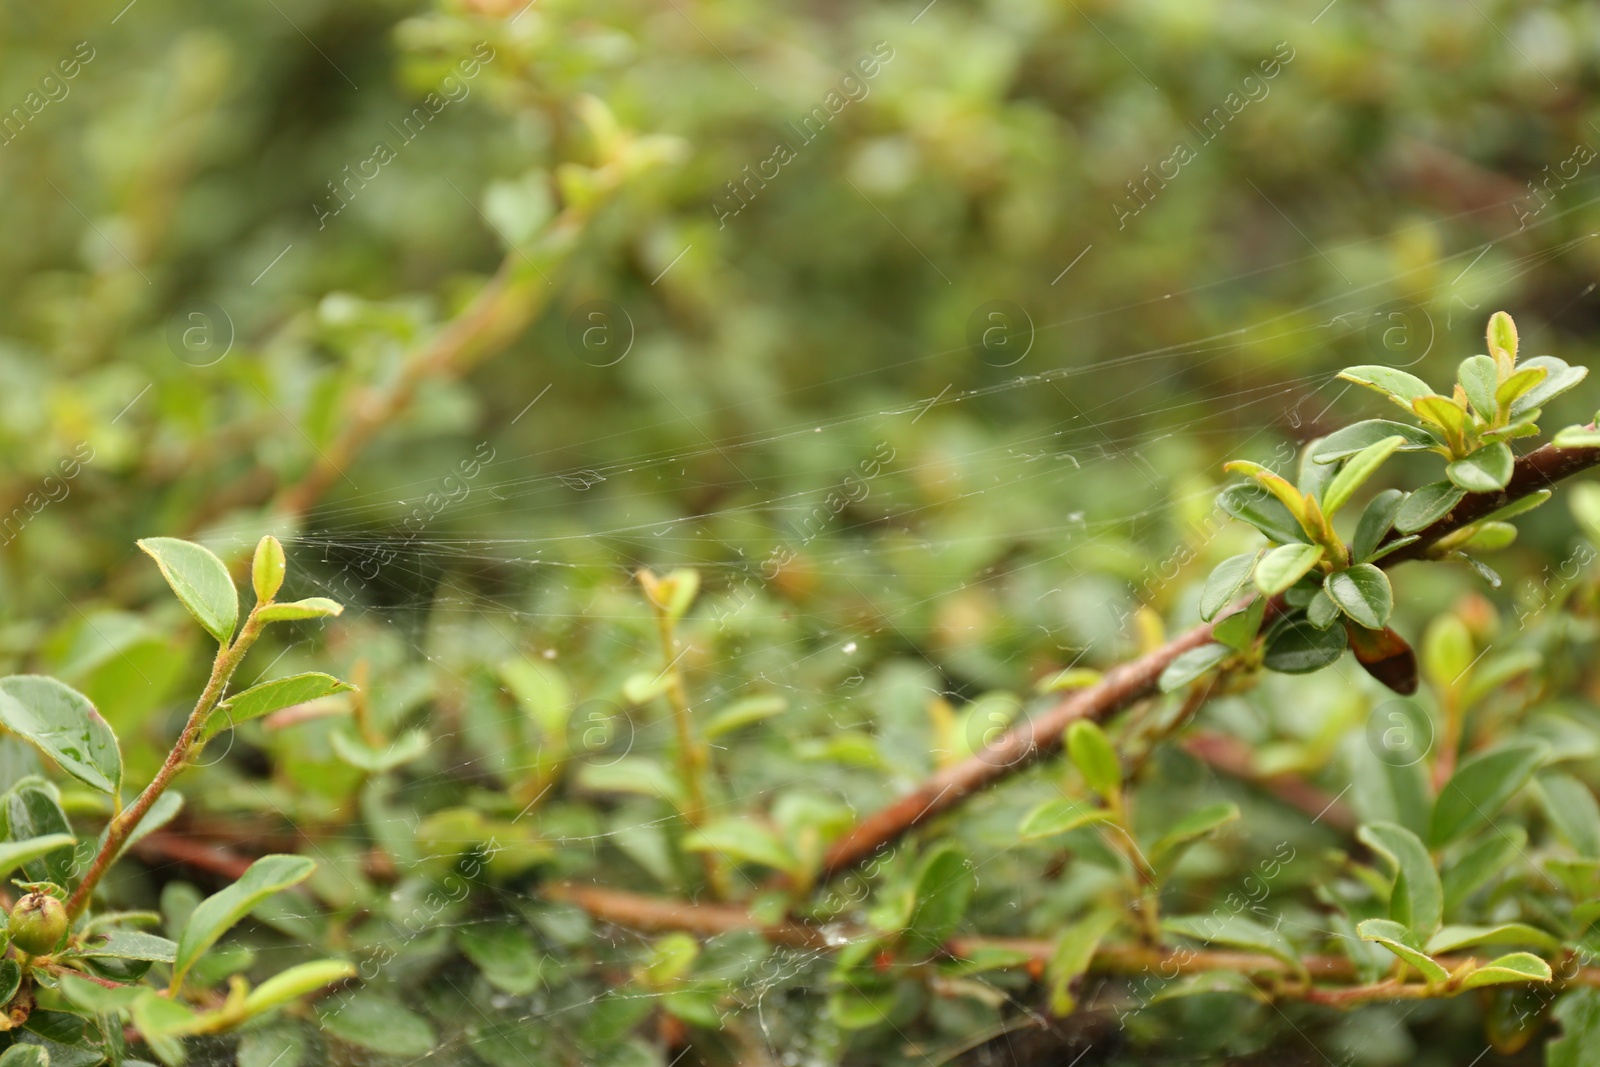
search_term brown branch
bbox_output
[548,882,1600,1005]
[819,438,1600,882]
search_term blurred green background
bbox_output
[5,0,1600,1063]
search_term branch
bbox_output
[548,882,1600,1005]
[819,438,1600,882]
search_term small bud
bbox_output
[252,535,286,604]
[1488,311,1518,371]
[9,892,67,956]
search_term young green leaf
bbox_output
[1495,364,1547,412]
[242,960,357,1017]
[1446,441,1514,492]
[251,535,286,604]
[1325,565,1393,629]
[1457,355,1498,418]
[1395,481,1466,533]
[1212,597,1265,652]
[1148,801,1240,874]
[203,672,355,742]
[1217,484,1307,544]
[1199,553,1259,621]
[0,676,122,795]
[1066,720,1121,801]
[1159,643,1231,692]
[330,726,428,773]
[74,930,179,963]
[1554,424,1600,448]
[1424,922,1559,955]
[138,537,239,645]
[1430,740,1548,848]
[1412,394,1468,447]
[1487,310,1518,365]
[1046,909,1119,1015]
[254,598,343,624]
[1262,616,1347,674]
[1018,800,1113,840]
[1338,366,1438,412]
[1358,821,1443,937]
[1355,918,1448,984]
[1322,436,1406,517]
[1253,543,1324,596]
[171,854,317,993]
[1457,952,1553,990]
[499,657,572,742]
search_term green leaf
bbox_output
[1355,918,1448,983]
[1262,616,1347,674]
[138,537,239,645]
[1554,425,1600,448]
[1539,773,1600,858]
[1253,543,1324,596]
[1148,801,1240,874]
[683,818,799,875]
[1421,615,1473,692]
[1487,310,1519,363]
[1424,922,1559,955]
[1306,588,1340,629]
[1212,597,1265,652]
[1339,366,1438,411]
[317,992,437,1057]
[203,672,354,742]
[1430,740,1548,848]
[1395,481,1466,533]
[705,695,788,739]
[1460,521,1517,551]
[576,758,686,807]
[1458,952,1553,989]
[1199,555,1260,621]
[1325,564,1393,629]
[1046,910,1119,1015]
[621,670,674,705]
[1066,720,1121,801]
[903,844,975,956]
[329,726,429,773]
[1350,492,1402,566]
[1496,364,1547,411]
[1018,800,1114,840]
[1163,913,1304,976]
[1358,821,1443,937]
[242,960,355,1018]
[499,657,572,743]
[1514,355,1587,415]
[0,835,75,892]
[1323,436,1406,517]
[1312,420,1439,463]
[1158,643,1231,692]
[459,921,544,995]
[1549,988,1600,1067]
[1443,827,1526,914]
[1217,484,1306,544]
[253,597,343,623]
[75,930,177,963]
[1413,394,1469,446]
[1458,355,1499,417]
[0,676,121,795]
[172,854,316,992]
[1446,442,1514,492]
[0,1047,49,1067]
